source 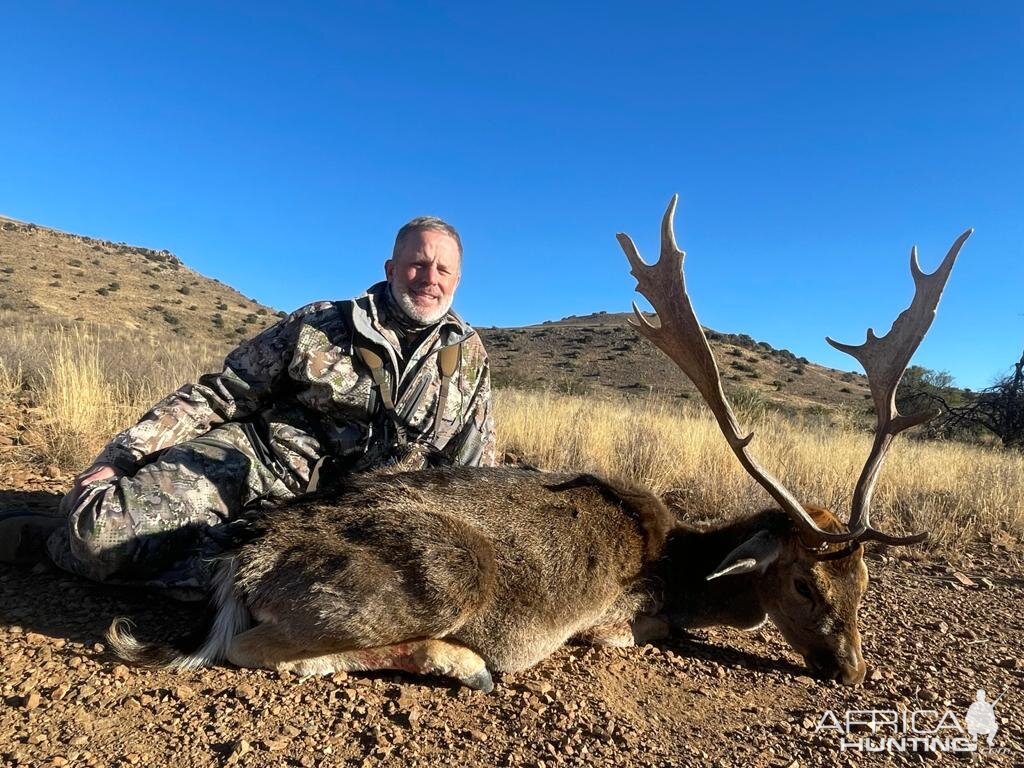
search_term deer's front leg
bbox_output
[574,614,671,648]
[574,622,635,648]
[630,614,671,644]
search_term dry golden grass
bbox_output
[494,389,1024,551]
[0,321,220,469]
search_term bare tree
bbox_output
[971,349,1024,449]
[904,350,1024,450]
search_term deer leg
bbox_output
[574,615,671,648]
[574,622,635,648]
[631,615,671,644]
[227,623,493,691]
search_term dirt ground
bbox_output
[1,462,1022,768]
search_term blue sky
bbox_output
[1,2,1021,390]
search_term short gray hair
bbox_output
[392,216,463,262]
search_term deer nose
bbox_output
[806,651,866,686]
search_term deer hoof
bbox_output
[459,666,494,693]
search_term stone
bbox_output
[234,683,256,700]
[173,685,195,701]
[951,572,976,588]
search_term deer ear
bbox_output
[707,530,782,580]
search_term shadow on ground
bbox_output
[0,488,64,515]
[0,561,202,655]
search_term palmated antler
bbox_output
[617,196,968,548]
[618,196,854,546]
[826,229,972,544]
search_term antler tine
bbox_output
[827,228,972,545]
[619,196,855,546]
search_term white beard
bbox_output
[393,288,454,324]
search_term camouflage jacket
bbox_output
[94,282,496,489]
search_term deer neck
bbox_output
[653,511,784,631]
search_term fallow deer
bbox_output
[108,197,970,690]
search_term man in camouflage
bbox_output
[3,216,495,593]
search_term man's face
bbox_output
[385,229,461,324]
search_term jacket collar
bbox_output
[363,281,474,346]
[343,282,476,375]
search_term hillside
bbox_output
[479,314,872,418]
[0,216,281,349]
[0,216,872,417]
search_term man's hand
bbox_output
[62,464,124,514]
[75,463,122,487]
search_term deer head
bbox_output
[620,197,969,684]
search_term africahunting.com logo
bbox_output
[815,689,1005,754]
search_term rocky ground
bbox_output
[1,461,1022,768]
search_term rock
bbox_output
[112,664,130,680]
[869,669,884,682]
[52,684,73,702]
[951,572,976,588]
[264,738,289,752]
[468,729,488,742]
[23,691,41,710]
[234,683,256,700]
[173,685,195,701]
[44,464,61,478]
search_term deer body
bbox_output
[109,467,869,686]
[230,468,669,675]
[109,468,674,688]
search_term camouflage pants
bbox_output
[47,423,300,595]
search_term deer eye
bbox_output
[794,578,814,600]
